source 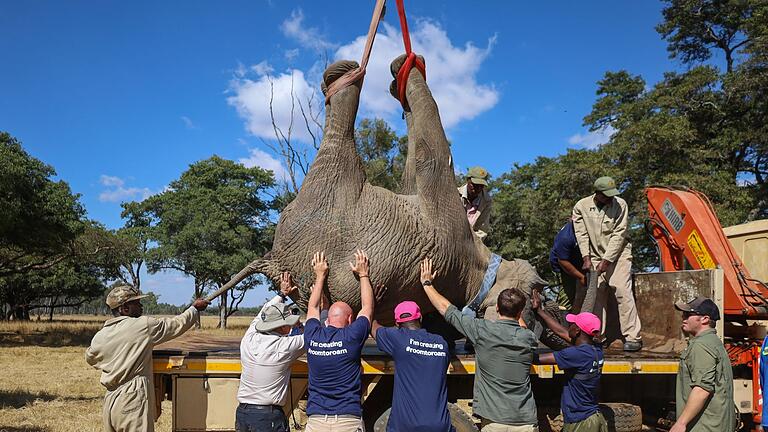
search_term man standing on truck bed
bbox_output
[458,166,493,239]
[550,219,586,311]
[573,176,642,352]
[371,300,455,432]
[531,291,608,432]
[303,250,374,432]
[420,258,539,432]
[671,297,735,432]
[85,284,209,432]
[236,272,304,432]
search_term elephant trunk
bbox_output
[206,258,280,302]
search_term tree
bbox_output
[355,118,408,191]
[115,201,154,290]
[142,156,276,328]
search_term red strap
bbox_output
[396,0,426,106]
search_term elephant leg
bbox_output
[299,60,366,205]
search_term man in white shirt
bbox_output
[236,272,305,432]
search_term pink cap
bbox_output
[394,301,422,323]
[565,312,601,335]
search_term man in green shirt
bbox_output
[420,258,538,431]
[671,297,735,432]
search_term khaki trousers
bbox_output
[594,257,641,342]
[479,419,538,432]
[563,412,608,432]
[102,376,152,432]
[305,414,365,432]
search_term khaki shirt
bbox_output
[572,194,631,263]
[458,184,493,236]
[445,305,537,426]
[85,306,199,391]
[676,328,735,431]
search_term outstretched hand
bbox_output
[349,249,370,278]
[373,282,388,304]
[420,258,437,286]
[192,298,210,311]
[312,252,329,279]
[530,290,541,311]
[280,272,298,297]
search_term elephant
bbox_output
[218,55,560,343]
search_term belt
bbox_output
[238,403,282,410]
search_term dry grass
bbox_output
[0,314,255,431]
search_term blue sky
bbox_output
[1,1,680,306]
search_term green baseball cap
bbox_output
[106,284,148,309]
[466,166,489,186]
[594,176,620,197]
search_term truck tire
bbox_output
[600,403,642,432]
[373,402,478,432]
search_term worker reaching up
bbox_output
[573,176,642,352]
[371,300,455,432]
[86,284,209,432]
[531,290,608,432]
[303,250,373,432]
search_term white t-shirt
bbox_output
[237,295,305,406]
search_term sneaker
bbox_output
[623,340,643,352]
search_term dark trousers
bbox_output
[235,403,288,432]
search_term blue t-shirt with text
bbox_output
[549,221,583,273]
[304,316,369,416]
[376,327,454,432]
[553,344,603,424]
[760,336,768,426]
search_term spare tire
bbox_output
[374,402,478,432]
[600,403,642,432]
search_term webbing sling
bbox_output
[394,0,426,107]
[323,0,386,103]
[462,254,502,317]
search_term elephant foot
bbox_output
[320,60,359,95]
[388,54,426,105]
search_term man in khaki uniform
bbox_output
[86,285,209,432]
[458,166,493,239]
[573,176,642,351]
[671,297,735,432]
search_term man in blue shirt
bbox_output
[532,290,608,432]
[304,250,374,432]
[371,300,454,432]
[550,220,586,311]
[761,335,768,430]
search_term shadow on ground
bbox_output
[0,426,51,432]
[0,390,99,409]
[0,328,98,347]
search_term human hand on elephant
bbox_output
[581,256,593,272]
[312,252,329,280]
[596,259,611,274]
[420,258,438,285]
[530,289,541,311]
[373,282,388,305]
[348,249,370,278]
[280,272,298,298]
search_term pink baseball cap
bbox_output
[394,301,422,323]
[565,312,601,335]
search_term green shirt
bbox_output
[676,328,735,432]
[444,305,538,425]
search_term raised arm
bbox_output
[307,251,328,321]
[371,319,384,340]
[350,249,374,322]
[279,271,301,304]
[420,258,451,315]
[531,290,571,342]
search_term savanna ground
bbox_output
[0,315,252,432]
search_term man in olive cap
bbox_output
[458,166,493,239]
[671,297,734,432]
[572,176,642,352]
[236,272,304,432]
[86,284,209,432]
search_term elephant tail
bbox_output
[206,258,280,302]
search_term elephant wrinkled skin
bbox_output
[221,56,546,326]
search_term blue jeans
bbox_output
[235,403,288,432]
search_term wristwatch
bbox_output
[422,280,432,286]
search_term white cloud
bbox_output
[333,20,498,128]
[180,115,197,129]
[98,175,153,203]
[251,61,274,76]
[568,126,617,149]
[281,9,337,52]
[227,68,322,143]
[284,49,299,62]
[238,148,290,182]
